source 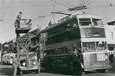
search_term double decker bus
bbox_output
[41,13,111,75]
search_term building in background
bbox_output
[106,21,115,51]
[105,21,115,60]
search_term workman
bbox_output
[12,56,18,76]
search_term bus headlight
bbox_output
[33,62,36,65]
[22,62,26,66]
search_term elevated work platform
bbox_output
[15,27,31,33]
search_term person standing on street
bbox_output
[12,56,18,76]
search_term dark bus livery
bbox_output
[41,13,110,75]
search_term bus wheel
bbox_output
[36,69,40,74]
[16,68,20,75]
[98,69,107,73]
[19,70,23,76]
[17,68,23,75]
[73,62,84,75]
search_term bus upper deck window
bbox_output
[92,19,103,26]
[79,18,91,26]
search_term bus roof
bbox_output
[77,14,102,19]
[42,14,102,32]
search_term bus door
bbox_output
[82,42,110,71]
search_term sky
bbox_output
[0,0,115,43]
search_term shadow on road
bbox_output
[41,68,115,76]
[41,68,74,75]
[0,65,13,76]
[41,68,97,76]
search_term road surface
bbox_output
[0,63,115,76]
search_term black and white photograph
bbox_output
[0,0,115,76]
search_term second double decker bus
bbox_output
[41,13,111,75]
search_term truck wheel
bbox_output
[73,62,84,75]
[98,69,107,73]
[19,70,23,76]
[17,68,23,75]
[35,69,40,74]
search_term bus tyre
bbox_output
[19,70,23,76]
[16,68,19,75]
[99,69,107,73]
[73,62,84,75]
[36,69,40,74]
[17,68,23,75]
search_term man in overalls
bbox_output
[12,56,18,76]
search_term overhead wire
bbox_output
[1,0,15,21]
[0,1,50,9]
[32,14,52,22]
[0,0,53,22]
[87,3,115,10]
[50,0,74,16]
[30,0,53,22]
[0,0,5,21]
[0,0,114,13]
[50,0,69,8]
[67,0,115,12]
[0,0,115,22]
